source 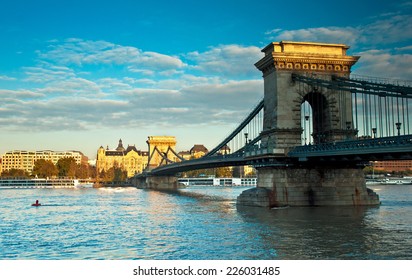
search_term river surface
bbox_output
[0,184,411,260]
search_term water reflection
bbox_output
[236,203,410,259]
[0,185,411,259]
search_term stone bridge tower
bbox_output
[237,41,380,207]
[146,136,177,170]
[255,41,359,153]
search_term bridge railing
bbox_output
[288,134,412,158]
[148,151,247,175]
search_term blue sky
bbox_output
[0,0,411,159]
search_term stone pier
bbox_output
[237,166,380,207]
[131,175,180,190]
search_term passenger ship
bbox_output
[178,177,257,187]
[0,178,94,189]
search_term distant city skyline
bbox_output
[1,0,411,159]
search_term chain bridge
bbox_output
[132,41,412,207]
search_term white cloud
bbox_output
[97,78,133,91]
[395,45,412,52]
[35,78,103,98]
[264,10,412,80]
[38,38,186,71]
[180,79,262,110]
[186,44,263,77]
[127,67,154,75]
[159,107,190,113]
[1,96,131,131]
[138,51,186,69]
[1,39,264,137]
[354,49,412,80]
[118,87,180,97]
[266,11,412,49]
[359,14,412,46]
[266,27,360,46]
[0,75,16,81]
[1,79,261,132]
[23,64,76,83]
[0,89,45,99]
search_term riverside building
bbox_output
[95,137,257,178]
[96,139,149,178]
[0,150,88,175]
[372,160,412,173]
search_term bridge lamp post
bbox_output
[372,128,377,138]
[305,116,309,145]
[244,133,248,146]
[345,121,352,140]
[396,122,402,136]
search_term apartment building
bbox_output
[1,150,88,175]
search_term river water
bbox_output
[0,184,411,260]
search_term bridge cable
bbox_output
[205,99,264,157]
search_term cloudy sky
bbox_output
[0,0,411,159]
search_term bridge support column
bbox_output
[237,166,380,207]
[131,175,180,190]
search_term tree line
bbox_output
[1,156,257,181]
[1,157,96,179]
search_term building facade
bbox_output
[96,139,149,178]
[372,160,412,173]
[0,150,88,175]
[189,144,209,158]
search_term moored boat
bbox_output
[380,178,412,185]
[0,178,94,189]
[178,177,257,187]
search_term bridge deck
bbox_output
[288,135,412,161]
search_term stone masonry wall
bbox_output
[237,166,380,207]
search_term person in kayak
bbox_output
[32,200,41,206]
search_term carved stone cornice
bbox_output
[255,41,359,75]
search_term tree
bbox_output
[1,168,29,178]
[32,159,58,178]
[99,166,127,182]
[113,166,127,181]
[88,164,97,179]
[75,164,95,179]
[104,168,114,182]
[215,167,232,178]
[182,168,214,178]
[56,157,77,177]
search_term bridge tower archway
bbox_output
[255,41,360,153]
[302,91,329,144]
[237,41,380,207]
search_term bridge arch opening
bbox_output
[301,91,328,144]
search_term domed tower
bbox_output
[116,139,125,152]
